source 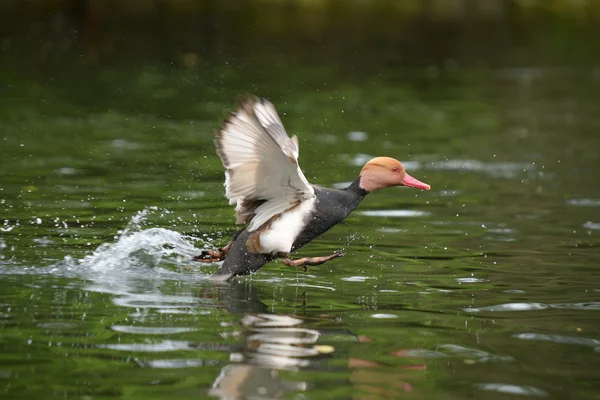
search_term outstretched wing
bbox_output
[215,97,315,232]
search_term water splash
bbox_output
[59,207,208,278]
[53,208,225,321]
[76,227,198,273]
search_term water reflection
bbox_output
[85,266,324,399]
[209,283,319,399]
[83,262,427,400]
[66,214,335,398]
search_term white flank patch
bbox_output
[259,197,315,254]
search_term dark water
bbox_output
[2,3,600,399]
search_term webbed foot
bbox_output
[279,252,345,272]
[193,241,234,263]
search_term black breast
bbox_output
[292,177,368,250]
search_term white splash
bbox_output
[51,207,218,292]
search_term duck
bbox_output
[194,96,430,281]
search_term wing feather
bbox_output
[215,97,314,231]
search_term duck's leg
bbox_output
[277,252,344,272]
[193,229,244,263]
[193,240,234,263]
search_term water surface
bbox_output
[2,4,600,399]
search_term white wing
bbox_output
[215,97,315,232]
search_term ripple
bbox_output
[474,383,548,397]
[371,314,398,319]
[487,228,516,234]
[583,221,600,230]
[242,314,303,328]
[438,344,514,363]
[484,236,518,242]
[359,210,430,217]
[567,198,600,207]
[55,167,78,175]
[464,303,549,312]
[341,276,373,282]
[287,283,335,291]
[37,322,79,330]
[111,325,198,335]
[466,301,600,313]
[111,292,200,309]
[99,340,192,352]
[111,139,142,150]
[178,191,206,198]
[406,344,514,363]
[456,277,487,283]
[347,131,368,142]
[32,237,54,247]
[137,358,220,368]
[377,227,406,233]
[428,160,534,178]
[350,153,373,167]
[553,302,600,310]
[155,309,206,315]
[513,333,600,348]
[317,133,337,144]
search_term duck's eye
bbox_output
[392,167,399,173]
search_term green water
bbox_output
[2,3,600,399]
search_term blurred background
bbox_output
[2,0,600,115]
[3,0,600,67]
[1,1,600,399]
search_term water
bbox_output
[2,3,600,399]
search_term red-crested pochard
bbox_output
[194,97,430,281]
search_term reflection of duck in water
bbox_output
[208,282,334,399]
[210,313,320,399]
[209,283,424,399]
[194,97,430,280]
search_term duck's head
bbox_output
[359,157,431,192]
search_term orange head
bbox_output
[359,157,431,192]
